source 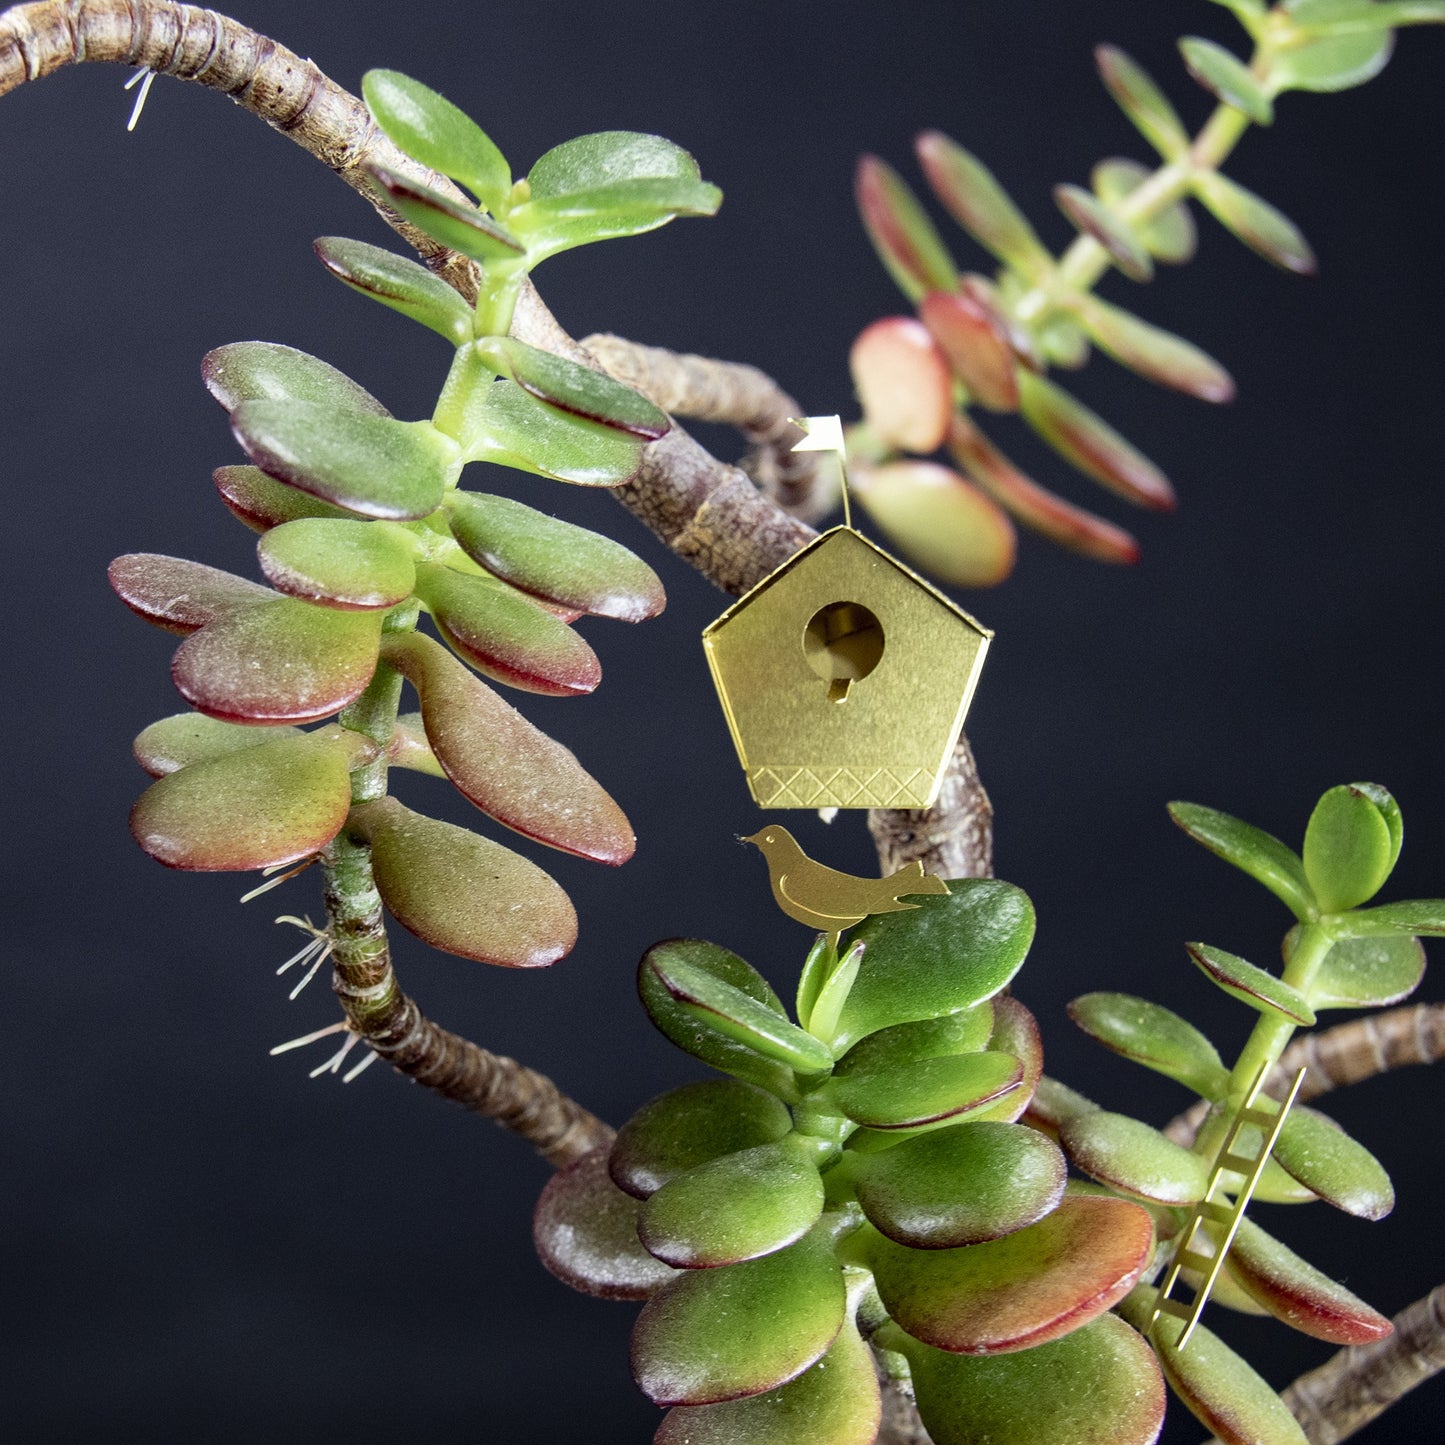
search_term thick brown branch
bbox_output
[869,733,993,880]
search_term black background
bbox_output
[3,2,1444,1440]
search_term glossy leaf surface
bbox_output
[1095,45,1191,159]
[1193,171,1317,274]
[1340,898,1445,937]
[132,712,304,777]
[131,734,351,871]
[829,1051,1022,1132]
[1068,992,1229,1098]
[1272,1107,1394,1219]
[366,163,524,262]
[1272,28,1393,92]
[446,491,664,621]
[257,518,416,610]
[381,631,633,863]
[1073,295,1234,401]
[109,554,271,635]
[1168,801,1317,918]
[1303,783,1396,911]
[918,285,1020,411]
[971,995,1043,1123]
[313,236,474,345]
[468,378,643,485]
[848,317,953,453]
[871,1195,1153,1354]
[611,1080,793,1200]
[834,1005,995,1078]
[631,1233,845,1406]
[214,465,355,532]
[202,342,390,416]
[1054,184,1153,282]
[906,1312,1166,1445]
[1180,37,1274,123]
[1060,1110,1209,1204]
[853,1121,1065,1249]
[1307,932,1425,1008]
[350,795,577,967]
[854,154,958,302]
[534,1147,678,1301]
[1187,942,1316,1024]
[832,881,1034,1051]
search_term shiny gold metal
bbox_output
[1149,1061,1308,1350]
[744,824,949,951]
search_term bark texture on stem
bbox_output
[869,733,993,880]
[323,836,612,1169]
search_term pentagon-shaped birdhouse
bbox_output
[703,527,992,809]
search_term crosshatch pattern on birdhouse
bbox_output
[703,527,992,809]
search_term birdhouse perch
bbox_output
[703,527,992,809]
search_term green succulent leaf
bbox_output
[231,400,457,521]
[1192,170,1317,273]
[361,70,511,214]
[1024,1076,1100,1135]
[970,996,1044,1123]
[804,940,867,1045]
[313,237,474,345]
[828,1051,1023,1133]
[914,131,1053,279]
[466,377,644,485]
[1071,294,1234,402]
[1303,783,1397,912]
[1054,183,1153,282]
[366,162,525,262]
[870,1195,1153,1354]
[1287,0,1445,23]
[854,154,959,303]
[1179,37,1275,123]
[387,712,445,777]
[257,518,417,610]
[534,1146,678,1301]
[1271,1106,1394,1219]
[851,1120,1066,1249]
[349,795,577,967]
[640,1138,824,1268]
[832,881,1034,1051]
[1186,943,1317,1025]
[132,712,304,778]
[202,341,390,416]
[213,465,356,532]
[654,1323,880,1445]
[1298,929,1425,1008]
[1227,1216,1394,1343]
[1336,897,1445,937]
[917,285,1021,412]
[411,560,600,697]
[379,630,634,864]
[1017,371,1175,510]
[1272,27,1394,91]
[631,1230,846,1406]
[637,939,800,1099]
[1093,158,1197,263]
[1094,45,1192,160]
[445,491,664,621]
[904,1312,1165,1445]
[1121,1287,1308,1445]
[1059,1110,1210,1205]
[611,1079,793,1199]
[1067,992,1229,1099]
[130,733,352,871]
[834,1005,996,1078]
[109,554,272,635]
[1168,801,1318,918]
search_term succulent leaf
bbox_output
[257,518,417,610]
[1186,942,1317,1025]
[1302,783,1397,911]
[1094,45,1192,160]
[1059,1110,1210,1204]
[854,154,959,303]
[1271,1106,1394,1219]
[468,377,644,485]
[1071,294,1235,402]
[132,712,304,777]
[1093,158,1198,263]
[1067,992,1229,1098]
[1339,898,1445,937]
[1272,27,1394,92]
[969,996,1044,1123]
[109,553,272,635]
[213,465,356,531]
[834,1005,995,1078]
[918,281,1021,411]
[1168,802,1317,919]
[1180,37,1275,123]
[366,162,525,262]
[1298,930,1425,1008]
[1053,184,1154,282]
[848,317,953,453]
[202,342,391,416]
[313,237,474,345]
[828,1051,1023,1132]
[1192,171,1317,274]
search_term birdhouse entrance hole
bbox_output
[803,601,885,703]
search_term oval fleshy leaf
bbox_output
[855,460,1016,588]
[834,1005,995,1078]
[387,712,445,777]
[1303,783,1396,912]
[871,1195,1153,1354]
[313,236,474,345]
[914,131,1053,279]
[1068,992,1229,1099]
[257,518,417,610]
[476,337,668,439]
[969,995,1044,1123]
[1054,184,1153,282]
[132,712,304,777]
[1180,37,1275,123]
[109,553,272,635]
[361,70,511,214]
[1306,931,1425,1009]
[202,342,390,417]
[849,317,953,453]
[213,465,357,532]
[381,631,633,863]
[467,378,644,486]
[534,1146,678,1301]
[631,1231,845,1406]
[1227,1216,1393,1343]
[1271,1106,1394,1219]
[1168,801,1317,918]
[641,1139,824,1269]
[131,733,352,871]
[412,561,600,697]
[232,400,456,521]
[366,162,524,262]
[611,1080,793,1200]
[637,939,798,1100]
[1017,371,1174,510]
[854,154,958,303]
[918,286,1020,412]
[1060,1110,1209,1204]
[852,1121,1066,1249]
[832,881,1034,1052]
[173,599,383,724]
[528,130,707,202]
[349,795,577,967]
[1187,942,1316,1025]
[1339,897,1445,938]
[1273,28,1394,93]
[1122,1288,1308,1445]
[828,1051,1023,1132]
[446,491,664,622]
[654,1322,880,1445]
[905,1311,1166,1445]
[1072,295,1234,402]
[1095,44,1191,160]
[1093,158,1197,264]
[1193,171,1317,274]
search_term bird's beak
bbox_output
[740,830,767,846]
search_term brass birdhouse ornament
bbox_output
[703,417,993,810]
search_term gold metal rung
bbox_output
[1177,1249,1216,1276]
[1218,1151,1261,1174]
[1153,1295,1195,1321]
[1199,1199,1235,1227]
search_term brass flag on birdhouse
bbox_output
[703,417,992,810]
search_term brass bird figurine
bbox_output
[743,825,950,950]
